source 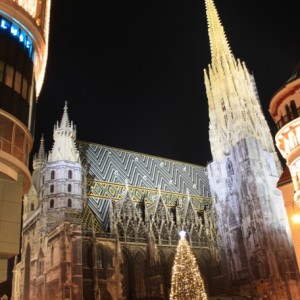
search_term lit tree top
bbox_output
[170,231,208,300]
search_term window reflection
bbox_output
[0,60,32,103]
[0,114,30,165]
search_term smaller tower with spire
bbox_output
[15,103,87,300]
[39,102,86,229]
[23,135,47,222]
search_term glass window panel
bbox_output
[0,115,13,153]
[4,65,14,88]
[14,125,25,150]
[14,71,22,93]
[14,125,25,161]
[0,61,4,82]
[22,77,28,99]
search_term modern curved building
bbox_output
[0,0,51,283]
[269,64,300,270]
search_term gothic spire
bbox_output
[37,134,46,159]
[48,102,80,162]
[29,135,47,196]
[203,0,275,161]
[60,101,70,129]
[204,0,232,63]
[33,134,47,170]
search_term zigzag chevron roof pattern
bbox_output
[77,140,211,229]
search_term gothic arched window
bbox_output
[51,170,55,180]
[121,250,134,298]
[50,199,54,208]
[68,170,72,179]
[68,184,72,192]
[68,198,72,207]
[24,244,31,300]
[37,251,44,276]
[134,252,146,299]
[226,158,234,176]
[51,245,54,266]
[50,185,54,193]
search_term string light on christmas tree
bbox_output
[170,231,208,300]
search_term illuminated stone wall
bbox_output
[208,136,300,298]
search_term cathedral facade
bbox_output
[11,103,219,300]
[10,0,300,299]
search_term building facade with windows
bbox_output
[9,0,300,299]
[269,64,300,271]
[0,0,51,283]
[12,103,218,300]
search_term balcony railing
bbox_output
[0,136,27,165]
[0,113,31,166]
[277,108,300,129]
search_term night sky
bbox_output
[33,0,300,167]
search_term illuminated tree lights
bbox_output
[170,231,208,300]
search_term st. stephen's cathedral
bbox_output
[11,0,300,299]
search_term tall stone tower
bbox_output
[12,103,87,300]
[39,102,86,229]
[203,0,300,298]
[0,0,51,284]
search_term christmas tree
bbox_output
[170,231,208,300]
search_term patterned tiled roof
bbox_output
[77,140,211,229]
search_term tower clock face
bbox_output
[18,0,38,17]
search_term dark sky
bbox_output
[33,0,300,167]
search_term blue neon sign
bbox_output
[0,19,9,30]
[0,16,33,60]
